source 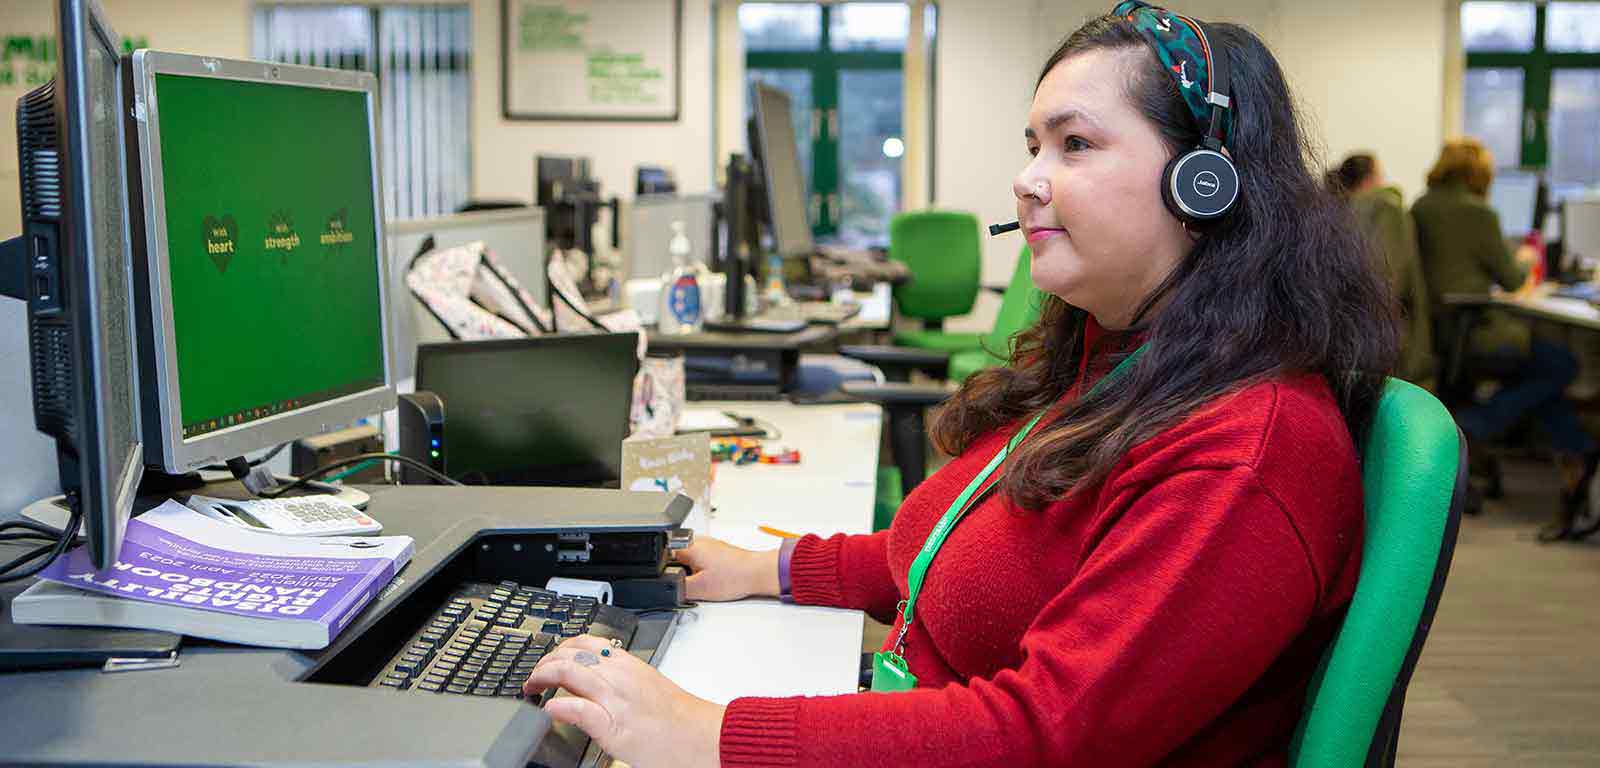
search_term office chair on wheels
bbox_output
[837,247,1042,502]
[887,210,984,354]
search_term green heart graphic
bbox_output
[201,214,238,274]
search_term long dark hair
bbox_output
[1326,152,1377,199]
[930,15,1398,512]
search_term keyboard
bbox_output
[370,580,636,698]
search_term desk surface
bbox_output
[655,401,881,704]
[0,401,881,763]
[1443,286,1600,332]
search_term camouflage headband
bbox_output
[1110,1,1234,149]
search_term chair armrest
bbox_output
[840,380,952,407]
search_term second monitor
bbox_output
[123,51,395,476]
[415,332,639,488]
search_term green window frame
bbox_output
[1465,2,1600,170]
[745,5,906,238]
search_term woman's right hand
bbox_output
[670,536,782,602]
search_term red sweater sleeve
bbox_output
[721,465,1323,767]
[787,530,901,624]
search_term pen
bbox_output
[758,525,801,539]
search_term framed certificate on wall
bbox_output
[502,0,682,121]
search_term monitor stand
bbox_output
[141,468,371,509]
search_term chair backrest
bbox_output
[887,210,981,321]
[981,245,1045,355]
[1290,378,1465,768]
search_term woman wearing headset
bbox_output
[523,4,1397,766]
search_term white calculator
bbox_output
[187,494,383,537]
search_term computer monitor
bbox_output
[1488,169,1541,238]
[536,155,593,208]
[748,83,815,259]
[414,333,639,487]
[1564,197,1600,267]
[122,52,395,476]
[0,0,142,572]
[627,194,717,280]
[636,166,677,196]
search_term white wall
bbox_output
[468,0,718,205]
[1274,0,1448,205]
[931,0,1451,308]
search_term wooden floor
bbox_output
[1398,456,1600,766]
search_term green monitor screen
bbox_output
[152,73,385,441]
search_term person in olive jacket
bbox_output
[1328,153,1434,387]
[1412,138,1598,541]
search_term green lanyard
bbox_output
[871,342,1148,692]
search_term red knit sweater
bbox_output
[719,323,1364,767]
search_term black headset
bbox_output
[990,4,1241,238]
[1119,1,1241,224]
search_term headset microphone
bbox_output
[989,221,1020,236]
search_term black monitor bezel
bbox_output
[748,82,815,259]
[413,332,640,486]
[53,0,142,569]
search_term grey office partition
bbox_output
[387,207,547,379]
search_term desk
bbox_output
[1442,287,1600,332]
[839,283,894,332]
[656,401,881,703]
[0,401,880,763]
[1439,288,1600,389]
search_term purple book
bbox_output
[13,500,413,649]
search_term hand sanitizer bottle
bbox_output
[657,221,702,334]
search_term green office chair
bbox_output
[887,210,984,353]
[947,245,1044,383]
[840,246,1044,496]
[1290,378,1465,768]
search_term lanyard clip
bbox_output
[891,602,912,657]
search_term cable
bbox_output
[259,452,461,498]
[0,496,83,584]
[202,441,289,472]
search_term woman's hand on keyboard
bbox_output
[670,536,781,601]
[524,634,724,768]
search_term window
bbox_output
[1462,1,1600,201]
[253,4,471,221]
[741,2,934,245]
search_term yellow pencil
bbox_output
[758,525,801,539]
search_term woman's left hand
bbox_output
[523,634,725,768]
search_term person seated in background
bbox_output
[1412,137,1599,541]
[1328,152,1434,386]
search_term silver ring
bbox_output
[609,637,623,648]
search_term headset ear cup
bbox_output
[1160,151,1188,223]
[1164,149,1239,222]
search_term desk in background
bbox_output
[1440,287,1600,389]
